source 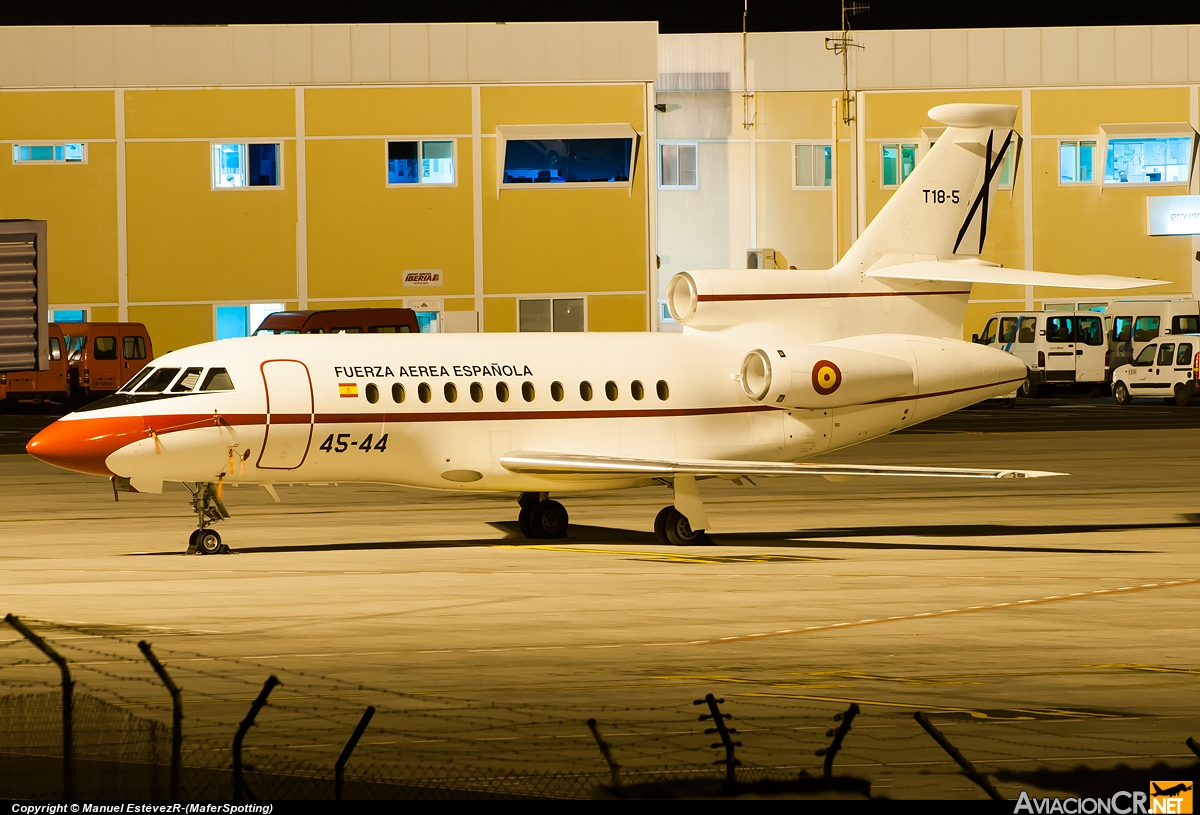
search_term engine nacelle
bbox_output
[740,346,915,409]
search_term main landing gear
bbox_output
[184,482,231,555]
[518,492,569,539]
[653,506,711,546]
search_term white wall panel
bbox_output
[1041,28,1077,86]
[428,24,468,82]
[1078,27,1115,85]
[114,27,154,87]
[351,25,389,83]
[855,30,894,89]
[893,29,931,89]
[466,24,506,82]
[1114,26,1152,84]
[619,22,658,81]
[272,26,312,86]
[748,32,786,90]
[312,25,351,84]
[543,23,584,82]
[0,28,33,87]
[192,27,233,86]
[152,27,194,87]
[929,29,967,88]
[389,25,429,83]
[1188,27,1200,82]
[504,24,545,83]
[967,29,1004,87]
[32,27,74,88]
[784,32,840,91]
[1004,28,1040,88]
[581,23,621,81]
[657,33,740,90]
[231,26,272,86]
[73,27,114,87]
[1151,26,1188,83]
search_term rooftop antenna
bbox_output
[825,0,869,126]
[742,0,754,130]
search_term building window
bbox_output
[1059,140,1096,184]
[387,141,456,185]
[51,309,86,323]
[217,303,284,339]
[503,138,632,185]
[794,143,833,189]
[13,143,86,164]
[997,145,1017,190]
[659,143,697,189]
[212,144,280,188]
[1104,137,1192,185]
[519,298,585,332]
[881,143,917,189]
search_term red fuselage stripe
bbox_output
[866,376,1026,404]
[697,290,972,302]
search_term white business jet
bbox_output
[27,103,1162,553]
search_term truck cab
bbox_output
[976,310,1106,396]
[1111,334,1200,406]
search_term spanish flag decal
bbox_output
[338,383,359,398]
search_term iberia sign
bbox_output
[403,270,442,287]
[1147,195,1200,236]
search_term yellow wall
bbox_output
[484,297,516,332]
[125,140,297,302]
[1030,88,1190,136]
[125,89,294,139]
[128,304,213,355]
[0,91,115,140]
[588,294,646,331]
[305,87,472,137]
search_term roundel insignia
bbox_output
[812,360,842,395]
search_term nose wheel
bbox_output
[517,492,569,539]
[184,482,232,555]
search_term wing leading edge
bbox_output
[500,451,1065,480]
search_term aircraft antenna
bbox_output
[742,0,754,130]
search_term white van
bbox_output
[975,311,1107,397]
[1105,301,1200,371]
[1111,334,1200,406]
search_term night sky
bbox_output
[2,0,1199,34]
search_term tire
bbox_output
[653,506,674,545]
[662,508,705,546]
[197,529,223,555]
[1180,386,1197,408]
[530,500,568,539]
[187,529,201,554]
[1019,375,1039,399]
[518,505,535,538]
[1113,382,1132,406]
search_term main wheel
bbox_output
[518,504,535,538]
[1019,375,1039,399]
[530,500,569,539]
[197,529,223,555]
[653,506,674,545]
[662,507,706,546]
[1113,382,1132,406]
[1177,385,1195,407]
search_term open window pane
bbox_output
[900,145,918,183]
[660,144,678,186]
[247,144,279,186]
[387,141,420,184]
[882,145,898,187]
[678,144,697,186]
[1105,137,1191,184]
[422,141,454,184]
[503,138,632,184]
[212,144,246,188]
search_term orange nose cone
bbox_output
[26,416,144,477]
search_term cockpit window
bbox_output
[120,367,154,392]
[172,367,204,392]
[200,367,235,391]
[136,367,182,393]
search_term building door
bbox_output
[258,360,314,470]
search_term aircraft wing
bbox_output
[867,261,1166,290]
[500,451,1064,480]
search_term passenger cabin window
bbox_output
[656,380,670,400]
[418,383,431,403]
[1177,343,1193,366]
[496,382,509,402]
[1078,316,1104,346]
[444,383,457,403]
[579,381,593,401]
[366,384,380,404]
[631,380,644,400]
[391,383,405,403]
[1045,317,1074,343]
[998,318,1019,344]
[521,382,535,402]
[470,382,483,402]
[1018,317,1037,343]
[172,367,203,392]
[1133,317,1161,343]
[1157,344,1176,366]
[123,336,146,360]
[121,367,153,392]
[1112,316,1132,342]
[200,368,235,391]
[1172,315,1199,335]
[605,381,618,401]
[137,367,181,393]
[979,318,998,344]
[1134,344,1157,366]
[550,381,564,401]
[94,336,118,360]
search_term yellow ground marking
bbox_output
[497,544,824,564]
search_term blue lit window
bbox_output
[13,143,86,164]
[881,143,917,189]
[1060,140,1096,184]
[1104,137,1192,184]
[216,306,249,340]
[51,309,86,323]
[212,143,280,188]
[503,138,632,185]
[387,141,455,186]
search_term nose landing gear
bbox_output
[517,492,569,539]
[184,482,231,555]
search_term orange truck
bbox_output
[62,322,154,401]
[252,308,420,335]
[0,323,67,406]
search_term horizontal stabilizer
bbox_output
[868,261,1166,290]
[500,451,1064,480]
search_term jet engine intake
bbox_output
[740,346,915,409]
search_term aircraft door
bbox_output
[258,360,314,470]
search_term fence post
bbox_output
[138,640,182,800]
[233,675,279,802]
[914,712,1005,802]
[816,703,859,780]
[695,693,741,784]
[586,718,621,788]
[335,706,375,801]
[1186,736,1200,759]
[5,614,73,801]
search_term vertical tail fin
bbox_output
[839,103,1020,272]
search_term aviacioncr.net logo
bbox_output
[1014,783,1193,815]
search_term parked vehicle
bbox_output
[252,308,420,335]
[1104,300,1200,371]
[62,322,154,400]
[974,310,1106,396]
[1110,334,1200,406]
[0,324,68,406]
